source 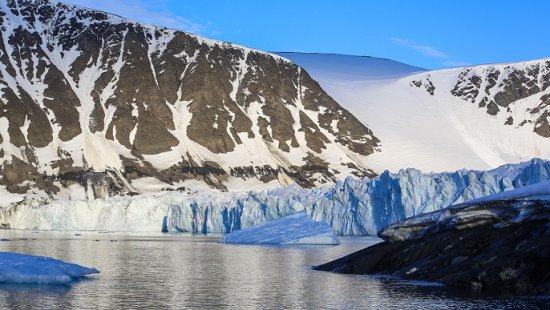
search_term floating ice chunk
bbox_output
[220,211,340,245]
[0,252,99,284]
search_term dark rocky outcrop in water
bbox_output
[315,197,550,295]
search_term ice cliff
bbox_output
[1,159,549,236]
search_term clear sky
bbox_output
[67,0,550,70]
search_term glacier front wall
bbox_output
[1,159,549,236]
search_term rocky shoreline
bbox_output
[314,184,550,295]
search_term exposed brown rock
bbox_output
[440,62,550,138]
[534,111,550,137]
[505,116,513,125]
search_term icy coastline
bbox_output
[315,181,550,295]
[1,159,549,236]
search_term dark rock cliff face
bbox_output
[0,0,379,197]
[315,198,550,296]
[411,61,550,137]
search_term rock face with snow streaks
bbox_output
[411,60,550,136]
[0,0,379,199]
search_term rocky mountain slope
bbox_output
[411,60,550,136]
[0,0,379,200]
[286,54,550,173]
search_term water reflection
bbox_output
[0,232,548,309]
[0,284,72,310]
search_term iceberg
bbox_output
[220,211,340,245]
[0,252,99,284]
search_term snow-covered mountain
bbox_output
[285,53,550,173]
[2,159,548,235]
[0,0,380,199]
[1,0,549,239]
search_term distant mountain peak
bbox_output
[276,52,426,81]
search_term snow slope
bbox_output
[284,53,550,173]
[2,159,549,236]
[276,52,426,81]
[0,252,99,284]
[220,211,339,245]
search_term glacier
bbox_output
[0,159,549,236]
[220,211,340,245]
[0,252,99,284]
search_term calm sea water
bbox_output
[0,231,548,309]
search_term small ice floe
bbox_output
[0,252,99,284]
[220,211,340,245]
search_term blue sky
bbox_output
[67,0,550,69]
